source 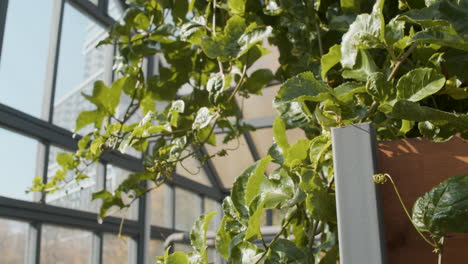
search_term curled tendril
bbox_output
[373,173,389,184]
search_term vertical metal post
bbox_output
[137,181,151,264]
[25,222,41,264]
[91,232,103,264]
[91,163,106,264]
[41,0,65,122]
[331,123,387,264]
[0,0,8,61]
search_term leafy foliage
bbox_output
[412,174,468,237]
[28,0,468,263]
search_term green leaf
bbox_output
[265,239,308,264]
[401,0,468,36]
[229,241,264,264]
[275,72,333,104]
[412,174,468,236]
[134,13,150,30]
[91,189,113,200]
[319,247,339,264]
[321,44,342,80]
[409,26,468,51]
[192,107,214,130]
[56,153,75,170]
[418,120,454,142]
[229,0,246,14]
[231,156,272,218]
[366,72,394,102]
[262,168,296,208]
[306,175,337,223]
[334,82,366,102]
[242,69,274,94]
[190,211,218,261]
[396,68,446,102]
[195,125,217,146]
[340,0,363,13]
[83,79,123,116]
[285,139,310,167]
[392,100,468,130]
[385,17,405,47]
[340,0,385,68]
[165,251,189,264]
[75,110,105,132]
[273,116,290,152]
[245,156,273,206]
[245,195,268,240]
[216,216,234,259]
[172,0,188,22]
[207,72,225,104]
[444,48,468,83]
[342,49,378,81]
[237,26,273,57]
[201,16,247,60]
[309,136,331,171]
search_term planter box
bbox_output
[377,136,468,264]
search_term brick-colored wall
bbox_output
[377,136,468,264]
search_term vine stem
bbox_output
[384,174,438,248]
[228,64,247,101]
[361,43,417,123]
[438,237,444,264]
[387,43,417,82]
[254,210,297,264]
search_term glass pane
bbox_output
[150,183,172,228]
[237,84,280,119]
[207,248,224,264]
[176,149,212,186]
[106,165,139,220]
[148,239,165,264]
[286,128,306,145]
[249,128,278,174]
[0,129,39,201]
[205,135,255,188]
[108,0,125,21]
[0,0,52,117]
[0,218,28,263]
[103,233,130,264]
[246,42,280,74]
[175,188,201,231]
[173,243,193,253]
[41,225,93,263]
[272,208,288,226]
[46,146,100,212]
[53,3,113,132]
[204,198,221,232]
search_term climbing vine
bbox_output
[29,0,468,263]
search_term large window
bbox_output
[0,1,279,263]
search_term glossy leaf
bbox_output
[396,68,445,102]
[242,69,275,94]
[366,72,394,102]
[340,0,385,68]
[190,211,217,261]
[265,239,308,263]
[229,0,246,15]
[392,100,468,130]
[273,116,290,152]
[412,174,468,236]
[275,72,333,104]
[321,44,342,80]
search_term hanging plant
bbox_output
[29,0,468,263]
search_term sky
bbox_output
[0,0,94,200]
